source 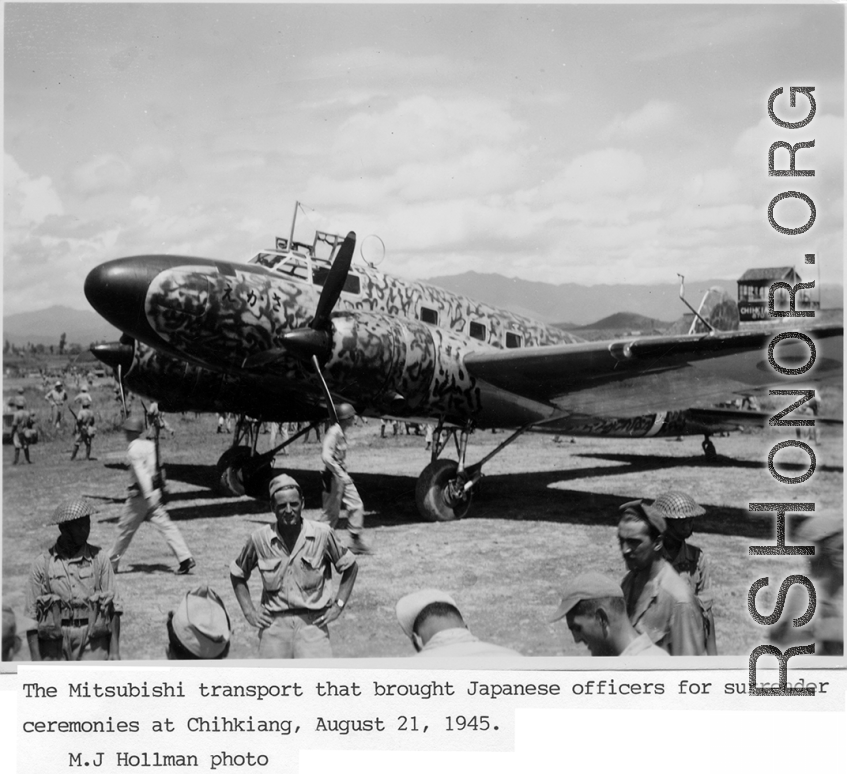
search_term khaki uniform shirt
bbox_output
[622,560,706,656]
[25,543,122,622]
[321,423,350,479]
[620,632,670,657]
[666,541,713,612]
[230,520,356,613]
[417,628,522,658]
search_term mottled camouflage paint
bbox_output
[143,258,574,424]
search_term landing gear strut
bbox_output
[414,421,532,522]
[216,418,322,498]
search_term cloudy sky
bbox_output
[4,3,844,316]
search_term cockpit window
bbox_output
[250,252,310,282]
[312,267,361,295]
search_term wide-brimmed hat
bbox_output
[795,515,843,544]
[395,589,457,639]
[171,587,231,659]
[123,415,144,433]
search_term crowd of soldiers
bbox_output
[4,395,843,662]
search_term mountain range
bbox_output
[3,273,842,347]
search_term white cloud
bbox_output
[4,153,64,225]
[71,154,134,195]
[600,100,681,141]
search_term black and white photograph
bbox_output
[3,2,843,674]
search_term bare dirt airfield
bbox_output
[3,381,842,661]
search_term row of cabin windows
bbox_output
[419,306,523,348]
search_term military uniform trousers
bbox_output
[109,496,192,569]
[258,609,333,659]
[319,476,364,534]
[38,625,110,661]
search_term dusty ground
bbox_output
[2,385,842,661]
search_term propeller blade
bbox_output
[311,355,339,425]
[117,364,128,420]
[312,231,355,331]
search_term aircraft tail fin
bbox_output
[689,287,740,334]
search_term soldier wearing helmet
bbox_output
[24,498,122,661]
[319,403,370,554]
[107,416,195,575]
[649,491,716,654]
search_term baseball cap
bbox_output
[550,572,624,622]
[50,498,95,525]
[170,587,231,659]
[643,491,706,521]
[395,589,457,639]
[268,473,302,498]
[619,499,666,536]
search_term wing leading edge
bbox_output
[464,325,843,418]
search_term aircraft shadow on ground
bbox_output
[153,459,811,539]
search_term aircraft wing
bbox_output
[464,325,843,418]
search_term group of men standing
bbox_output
[13,396,841,662]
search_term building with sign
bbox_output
[736,267,817,322]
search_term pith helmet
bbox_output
[335,403,356,421]
[643,491,706,521]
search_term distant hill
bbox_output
[574,312,669,332]
[426,271,843,327]
[3,305,121,348]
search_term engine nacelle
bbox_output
[324,312,489,422]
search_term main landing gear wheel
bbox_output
[415,459,473,522]
[216,445,253,497]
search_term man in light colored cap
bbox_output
[319,403,370,554]
[108,415,195,575]
[395,589,521,657]
[230,473,358,658]
[44,380,68,428]
[551,572,668,656]
[166,586,231,659]
[618,500,705,655]
[769,515,843,656]
[24,498,122,660]
[648,491,717,654]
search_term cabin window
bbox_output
[469,321,487,341]
[312,267,361,295]
[505,332,522,349]
[419,307,439,325]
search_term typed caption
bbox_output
[16,666,843,773]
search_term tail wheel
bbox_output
[216,445,253,497]
[415,459,473,522]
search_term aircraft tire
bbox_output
[216,445,253,497]
[415,459,472,522]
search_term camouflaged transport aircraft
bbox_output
[85,204,843,521]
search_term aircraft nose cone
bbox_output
[84,258,157,336]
